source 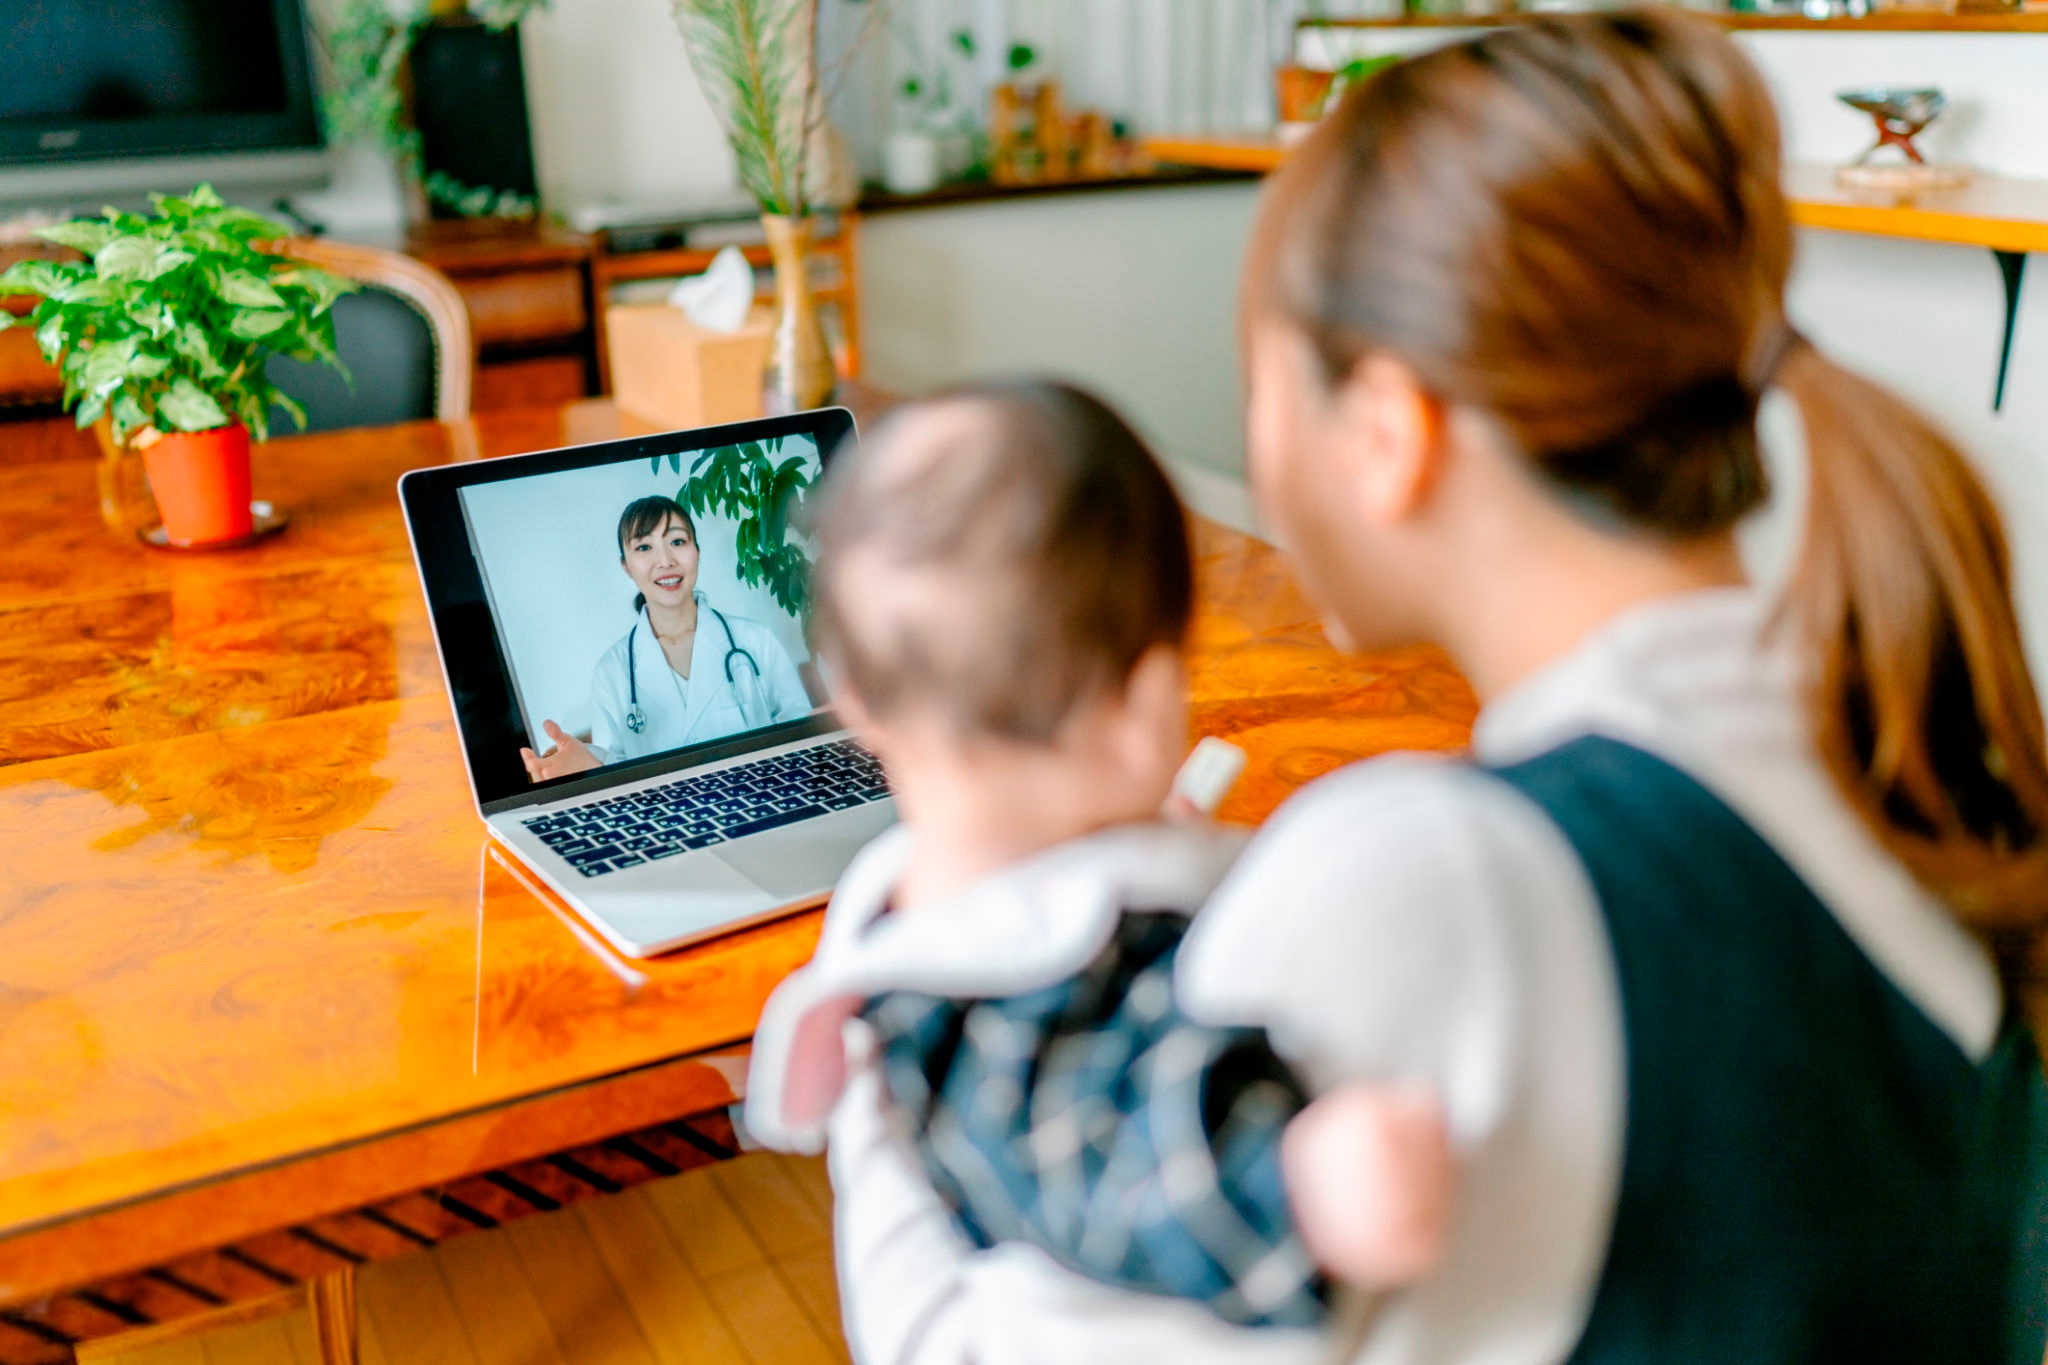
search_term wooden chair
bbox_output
[271,238,475,431]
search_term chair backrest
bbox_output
[266,238,474,433]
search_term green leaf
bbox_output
[1007,43,1034,70]
[35,220,115,254]
[271,388,308,433]
[126,295,175,337]
[95,235,169,280]
[143,248,196,281]
[34,311,67,359]
[56,277,122,307]
[78,338,140,398]
[111,392,150,444]
[214,270,285,309]
[157,377,229,432]
[228,309,294,341]
[172,323,225,379]
[0,259,77,298]
[271,266,356,312]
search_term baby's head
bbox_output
[811,380,1193,829]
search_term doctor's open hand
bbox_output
[522,719,603,783]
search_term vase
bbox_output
[142,424,254,546]
[92,420,155,536]
[760,214,837,415]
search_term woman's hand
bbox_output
[521,720,602,783]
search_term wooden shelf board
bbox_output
[1141,136,2048,252]
[1300,11,2048,33]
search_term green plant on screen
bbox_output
[654,438,816,616]
[0,186,356,446]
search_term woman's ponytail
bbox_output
[1777,343,2048,1043]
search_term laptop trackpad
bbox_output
[717,799,898,900]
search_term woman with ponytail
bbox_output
[1171,8,2048,1363]
[813,11,2045,1363]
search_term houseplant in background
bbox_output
[670,0,889,413]
[0,187,355,547]
[314,0,551,222]
[656,436,816,615]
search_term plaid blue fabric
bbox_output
[863,912,1330,1328]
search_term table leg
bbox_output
[1994,249,2027,413]
[307,1268,358,1365]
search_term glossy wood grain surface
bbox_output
[0,401,1474,1304]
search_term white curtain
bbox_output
[818,0,1387,177]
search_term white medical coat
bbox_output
[586,596,811,764]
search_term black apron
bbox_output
[1492,736,2048,1364]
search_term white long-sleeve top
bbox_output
[764,587,2004,1365]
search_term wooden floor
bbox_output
[84,1153,847,1365]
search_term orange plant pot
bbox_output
[142,423,254,545]
[1274,65,1336,125]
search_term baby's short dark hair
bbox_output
[810,380,1192,742]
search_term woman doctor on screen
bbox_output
[521,496,811,783]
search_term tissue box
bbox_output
[606,304,774,429]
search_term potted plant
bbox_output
[668,0,890,413]
[314,0,550,223]
[0,186,355,547]
[657,436,816,614]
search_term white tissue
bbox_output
[668,245,756,334]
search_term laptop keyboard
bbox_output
[519,738,889,878]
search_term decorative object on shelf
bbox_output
[987,77,1150,186]
[1836,87,1972,190]
[883,19,982,194]
[313,0,550,221]
[1274,55,1399,140]
[1274,65,1335,128]
[0,187,355,547]
[669,0,884,413]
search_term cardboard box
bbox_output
[606,303,774,429]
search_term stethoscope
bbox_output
[623,603,760,736]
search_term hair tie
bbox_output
[1748,323,1809,395]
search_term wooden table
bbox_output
[0,402,1476,1363]
[1146,133,2047,410]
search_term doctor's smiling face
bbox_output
[621,509,700,611]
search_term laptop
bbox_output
[400,406,895,958]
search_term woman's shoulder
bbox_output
[1247,749,1575,873]
[1191,750,1591,963]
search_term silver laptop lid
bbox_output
[399,408,858,817]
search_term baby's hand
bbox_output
[1282,1083,1454,1289]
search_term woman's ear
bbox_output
[1334,353,1448,526]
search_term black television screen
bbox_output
[0,0,320,165]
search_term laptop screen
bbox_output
[402,409,857,813]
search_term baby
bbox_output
[746,381,1452,1343]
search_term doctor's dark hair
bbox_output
[1245,9,2048,1047]
[809,380,1192,743]
[617,495,696,614]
